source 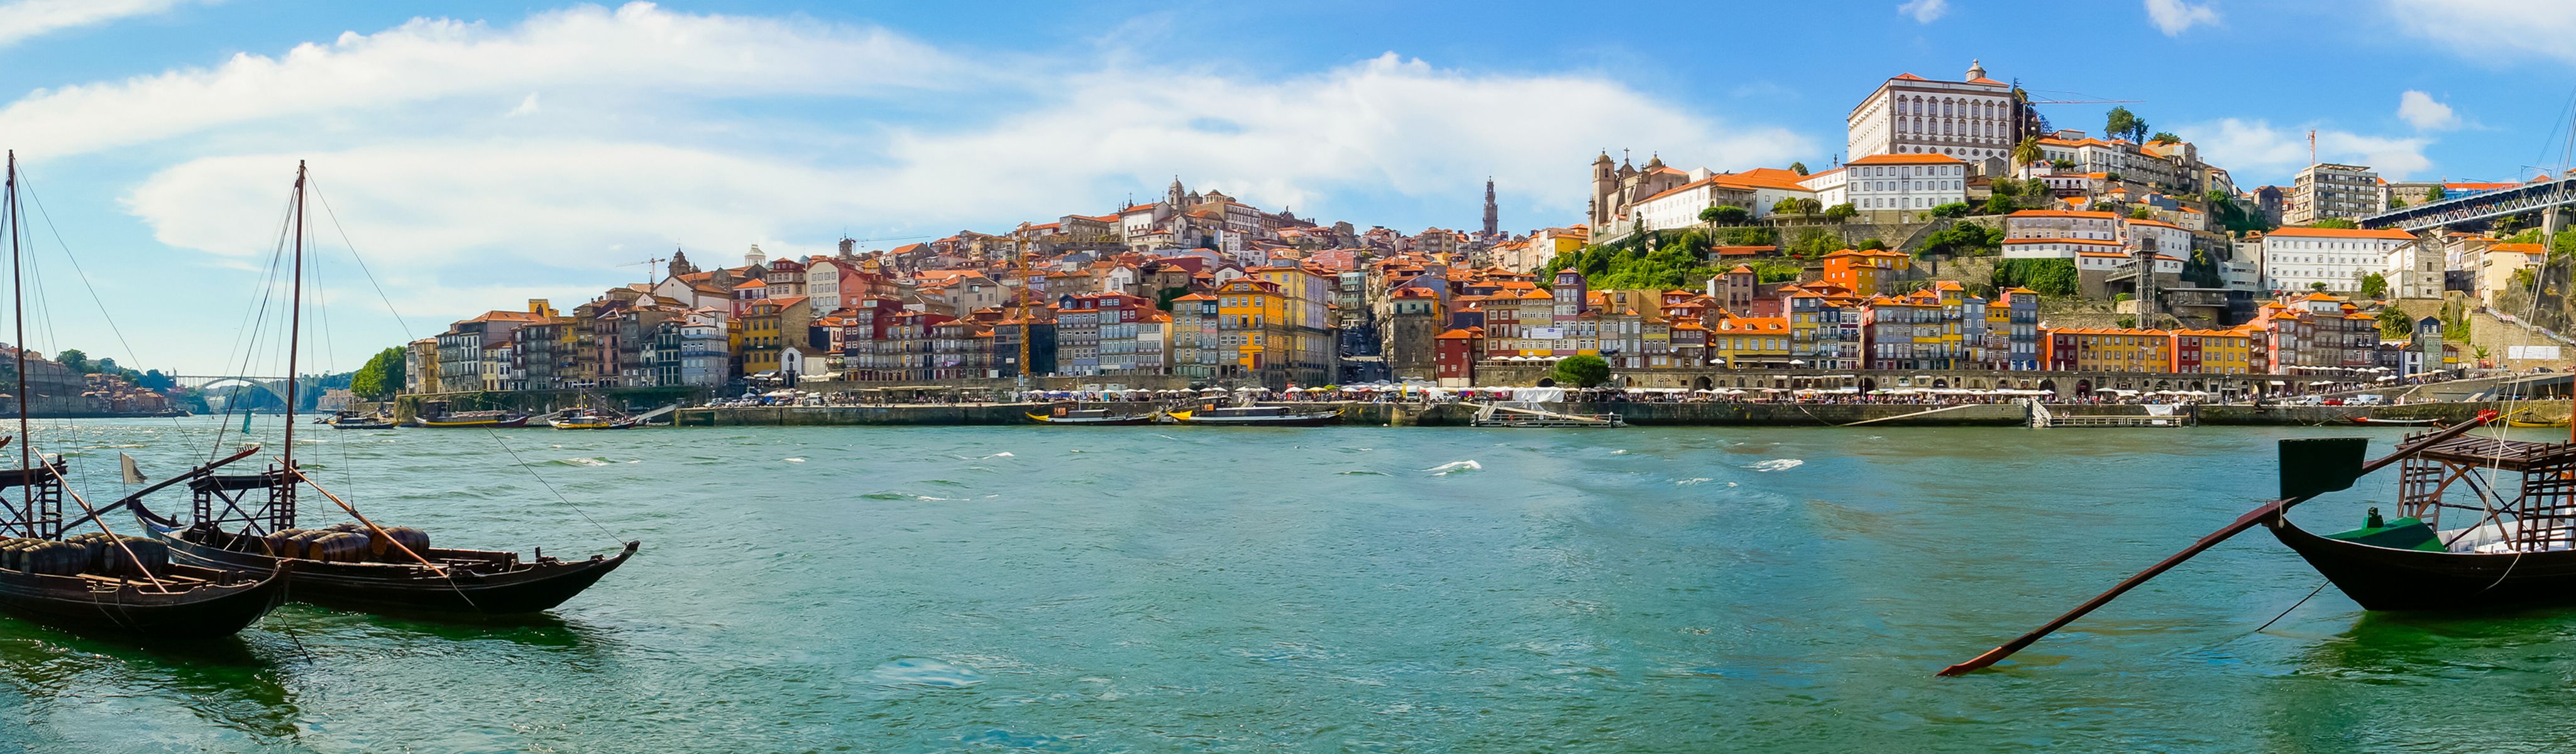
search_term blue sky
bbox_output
[0,0,2568,374]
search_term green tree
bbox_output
[1823,203,1858,222]
[2308,218,2360,229]
[2377,306,2414,339]
[2150,131,2181,145]
[350,346,408,400]
[1993,258,2079,297]
[2089,200,2123,213]
[1982,192,2017,215]
[2551,229,2576,258]
[1549,354,1612,388]
[1917,222,2004,257]
[1929,202,1972,219]
[1797,197,1824,214]
[2426,185,2447,200]
[2309,281,2329,292]
[2051,158,2078,171]
[2129,206,2154,219]
[1858,238,1888,251]
[2359,272,2387,298]
[53,349,87,373]
[2102,172,2123,183]
[1771,197,1803,215]
[1789,161,1809,175]
[2388,195,2406,209]
[138,369,175,390]
[2105,107,2138,139]
[1699,205,1751,226]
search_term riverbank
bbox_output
[668,400,2547,427]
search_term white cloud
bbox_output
[505,92,539,117]
[2387,0,2576,65]
[2142,0,2218,36]
[0,2,961,159]
[1897,0,1949,23]
[106,43,1807,319]
[2396,90,2459,131]
[2185,117,2434,180]
[0,0,202,48]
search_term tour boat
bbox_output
[321,410,397,430]
[0,152,291,640]
[1169,405,1342,426]
[409,410,530,429]
[133,162,637,617]
[1025,406,1157,425]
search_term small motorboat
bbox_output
[320,410,397,430]
[2348,416,2440,425]
[549,409,639,430]
[1169,405,1341,426]
[1026,406,1156,425]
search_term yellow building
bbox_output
[2046,328,2175,373]
[739,300,785,377]
[2177,328,2255,374]
[1709,315,1793,368]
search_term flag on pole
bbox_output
[119,452,145,484]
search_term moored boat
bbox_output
[2348,416,2440,425]
[1026,406,1156,425]
[133,161,637,618]
[321,410,397,430]
[549,409,639,430]
[0,151,290,640]
[410,410,530,429]
[1169,405,1341,426]
[2262,430,2576,610]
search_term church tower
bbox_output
[1165,176,1184,207]
[1590,152,1616,230]
[1966,58,1987,81]
[667,247,697,277]
[1482,177,1498,239]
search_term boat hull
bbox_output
[1177,415,1341,426]
[147,523,636,616]
[1025,413,1155,425]
[411,416,530,429]
[2268,515,2576,610]
[0,564,287,639]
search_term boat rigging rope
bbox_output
[306,178,624,549]
[2253,579,2331,634]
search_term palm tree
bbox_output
[2012,138,2043,171]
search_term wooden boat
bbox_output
[549,409,639,430]
[410,410,529,429]
[1169,405,1341,426]
[138,506,634,615]
[2507,418,2568,428]
[1940,413,2509,675]
[2348,416,2440,425]
[1025,406,1156,425]
[131,162,637,617]
[0,152,291,640]
[2261,431,2576,610]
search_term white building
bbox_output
[1845,60,2018,163]
[2258,227,2417,293]
[1799,168,1847,208]
[2384,240,2442,299]
[2000,210,2191,261]
[1842,153,1969,217]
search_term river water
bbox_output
[5,419,2576,751]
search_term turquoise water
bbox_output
[5,420,2576,751]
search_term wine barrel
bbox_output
[369,526,430,558]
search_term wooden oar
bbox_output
[1937,410,2499,677]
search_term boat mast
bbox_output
[284,161,304,471]
[6,152,25,523]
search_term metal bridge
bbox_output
[2360,176,2576,234]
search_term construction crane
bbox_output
[619,255,668,282]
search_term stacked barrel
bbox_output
[258,522,429,563]
[0,533,169,577]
